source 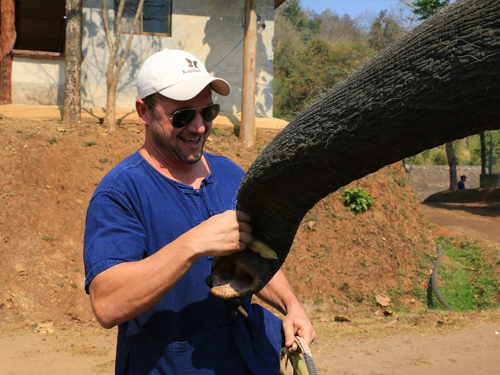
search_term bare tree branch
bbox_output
[101,0,113,50]
[399,0,416,9]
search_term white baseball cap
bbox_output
[137,49,230,101]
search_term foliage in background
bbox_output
[407,131,500,173]
[342,187,375,213]
[369,10,404,50]
[411,0,451,20]
[273,1,404,120]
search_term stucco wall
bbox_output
[11,57,65,105]
[10,0,275,117]
[406,165,482,202]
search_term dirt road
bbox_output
[420,202,500,247]
[314,320,500,375]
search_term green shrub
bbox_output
[342,187,375,213]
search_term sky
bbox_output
[301,0,403,18]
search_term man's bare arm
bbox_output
[256,269,316,347]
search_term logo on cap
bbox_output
[183,58,200,74]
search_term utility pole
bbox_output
[240,0,257,147]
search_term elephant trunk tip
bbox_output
[210,252,266,300]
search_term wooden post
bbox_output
[240,0,257,147]
[0,0,16,104]
[63,0,83,124]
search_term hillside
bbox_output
[0,117,480,325]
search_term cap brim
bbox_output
[158,76,230,101]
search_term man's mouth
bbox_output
[180,136,201,146]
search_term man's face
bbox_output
[147,86,213,165]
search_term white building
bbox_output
[1,0,285,117]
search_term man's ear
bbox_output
[136,99,150,125]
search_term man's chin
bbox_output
[177,150,204,165]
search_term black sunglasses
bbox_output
[168,103,220,128]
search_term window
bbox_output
[117,0,171,36]
[14,0,66,53]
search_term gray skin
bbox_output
[209,0,500,300]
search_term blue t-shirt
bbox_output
[457,180,465,190]
[84,151,256,374]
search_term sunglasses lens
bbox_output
[202,104,220,122]
[171,104,220,128]
[172,110,196,128]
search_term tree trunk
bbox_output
[445,141,457,190]
[480,131,486,174]
[103,69,118,132]
[488,130,494,173]
[240,0,257,147]
[210,0,500,300]
[0,0,15,104]
[63,0,82,125]
[101,0,144,132]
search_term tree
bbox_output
[480,132,487,174]
[319,11,359,44]
[63,0,83,125]
[274,3,375,120]
[0,0,15,104]
[281,0,321,42]
[411,0,450,19]
[445,142,458,190]
[102,0,144,132]
[369,10,404,51]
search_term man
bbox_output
[458,175,467,190]
[83,49,315,374]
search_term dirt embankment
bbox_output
[1,117,500,374]
[0,118,438,324]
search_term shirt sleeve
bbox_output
[83,190,147,293]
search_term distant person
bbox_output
[457,175,467,190]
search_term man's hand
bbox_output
[89,210,252,328]
[186,210,252,258]
[282,304,316,349]
[256,270,316,349]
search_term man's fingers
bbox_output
[236,210,251,223]
[239,232,252,247]
[238,221,252,234]
[285,332,296,347]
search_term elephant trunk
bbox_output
[210,0,500,300]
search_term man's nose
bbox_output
[187,111,206,132]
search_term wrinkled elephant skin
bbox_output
[210,0,500,300]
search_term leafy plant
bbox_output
[342,187,375,213]
[85,140,97,147]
